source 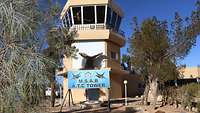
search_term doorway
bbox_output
[86,88,100,101]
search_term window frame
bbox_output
[67,10,72,27]
[106,7,112,26]
[115,15,121,31]
[72,6,82,24]
[111,51,118,60]
[83,6,95,24]
[96,5,106,24]
[111,11,117,28]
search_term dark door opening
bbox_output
[86,88,100,101]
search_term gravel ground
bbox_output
[49,98,197,113]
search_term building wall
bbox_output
[60,41,143,104]
[179,67,200,78]
[107,41,121,70]
[107,41,120,62]
[73,30,125,47]
[122,74,144,97]
[110,73,127,99]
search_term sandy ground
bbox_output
[49,98,197,113]
[131,105,196,113]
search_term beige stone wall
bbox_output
[123,75,144,97]
[63,77,86,104]
[110,73,123,99]
[106,41,122,71]
[74,30,125,47]
[109,31,126,47]
[75,30,110,40]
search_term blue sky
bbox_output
[59,0,200,67]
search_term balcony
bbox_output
[69,24,125,37]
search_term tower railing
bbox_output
[72,24,106,30]
[70,24,125,37]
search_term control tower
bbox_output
[59,0,142,103]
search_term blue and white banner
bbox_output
[68,70,110,89]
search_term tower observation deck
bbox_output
[60,0,125,47]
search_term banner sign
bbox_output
[68,70,110,89]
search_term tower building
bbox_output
[59,0,142,103]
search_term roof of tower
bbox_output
[60,0,124,19]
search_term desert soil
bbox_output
[49,98,197,113]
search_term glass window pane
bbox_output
[111,11,117,28]
[72,7,82,24]
[97,6,105,23]
[62,17,67,27]
[115,16,121,31]
[68,10,72,26]
[83,6,95,24]
[65,14,70,28]
[106,7,111,26]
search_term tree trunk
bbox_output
[149,78,158,107]
[142,83,150,105]
[51,81,56,107]
[161,88,168,106]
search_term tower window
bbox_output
[97,6,105,23]
[111,51,118,60]
[83,6,95,24]
[68,10,72,26]
[72,7,82,24]
[106,7,111,26]
[62,16,67,27]
[111,11,117,28]
[115,15,121,31]
[64,13,70,28]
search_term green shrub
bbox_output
[179,83,200,110]
[181,83,199,97]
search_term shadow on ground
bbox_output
[58,106,140,113]
[56,98,141,113]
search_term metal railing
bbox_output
[72,24,106,30]
[70,24,125,37]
